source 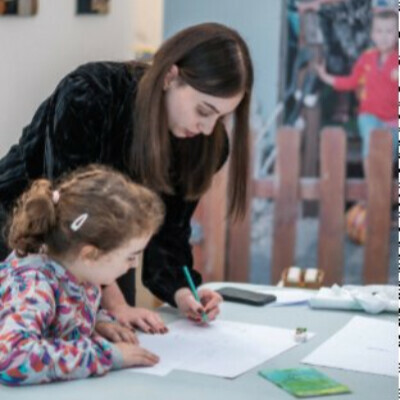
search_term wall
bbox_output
[0,0,137,157]
[163,0,284,121]
[133,0,163,53]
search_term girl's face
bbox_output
[371,17,397,54]
[164,67,243,139]
[74,235,151,286]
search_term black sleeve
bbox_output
[142,133,230,307]
[142,194,200,307]
[0,68,104,203]
[44,67,108,179]
[0,67,106,226]
[0,64,107,205]
[0,65,109,202]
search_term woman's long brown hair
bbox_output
[130,22,253,219]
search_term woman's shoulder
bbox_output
[60,61,147,96]
[71,61,134,79]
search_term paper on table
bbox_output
[308,285,397,314]
[302,316,397,377]
[257,288,313,306]
[129,336,180,376]
[131,319,314,378]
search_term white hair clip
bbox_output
[70,213,89,232]
[52,190,60,204]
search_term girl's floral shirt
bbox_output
[0,253,123,386]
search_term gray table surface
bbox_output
[0,283,397,400]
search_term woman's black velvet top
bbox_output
[0,62,229,306]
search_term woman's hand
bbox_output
[95,321,138,344]
[115,342,159,368]
[175,287,223,323]
[110,305,168,334]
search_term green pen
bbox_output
[182,265,209,323]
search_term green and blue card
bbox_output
[258,367,351,398]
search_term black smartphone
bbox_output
[216,287,277,306]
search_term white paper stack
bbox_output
[308,285,397,314]
[130,319,314,378]
[302,316,397,377]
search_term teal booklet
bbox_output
[259,367,351,398]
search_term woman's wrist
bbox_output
[174,287,191,307]
[101,282,128,311]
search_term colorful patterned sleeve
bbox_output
[0,269,123,386]
[96,308,117,324]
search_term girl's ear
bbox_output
[79,244,101,261]
[163,64,179,90]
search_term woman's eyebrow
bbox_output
[202,102,220,114]
[130,248,145,256]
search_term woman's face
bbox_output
[164,68,243,139]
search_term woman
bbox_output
[0,22,253,332]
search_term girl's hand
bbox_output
[314,63,334,85]
[115,342,159,368]
[175,287,222,323]
[111,305,168,334]
[314,63,326,78]
[297,0,321,13]
[95,321,138,344]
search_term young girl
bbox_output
[0,23,254,326]
[0,165,165,386]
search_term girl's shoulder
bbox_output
[359,48,378,60]
[0,253,60,285]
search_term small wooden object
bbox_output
[281,266,324,289]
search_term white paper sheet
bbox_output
[308,285,397,314]
[302,316,397,377]
[258,288,314,306]
[131,319,313,378]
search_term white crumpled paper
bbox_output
[308,284,397,314]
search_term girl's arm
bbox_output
[297,0,343,13]
[315,53,366,91]
[315,63,335,86]
[330,54,366,91]
[0,270,122,386]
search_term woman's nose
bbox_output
[129,258,138,269]
[197,120,215,136]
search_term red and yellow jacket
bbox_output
[333,48,397,122]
